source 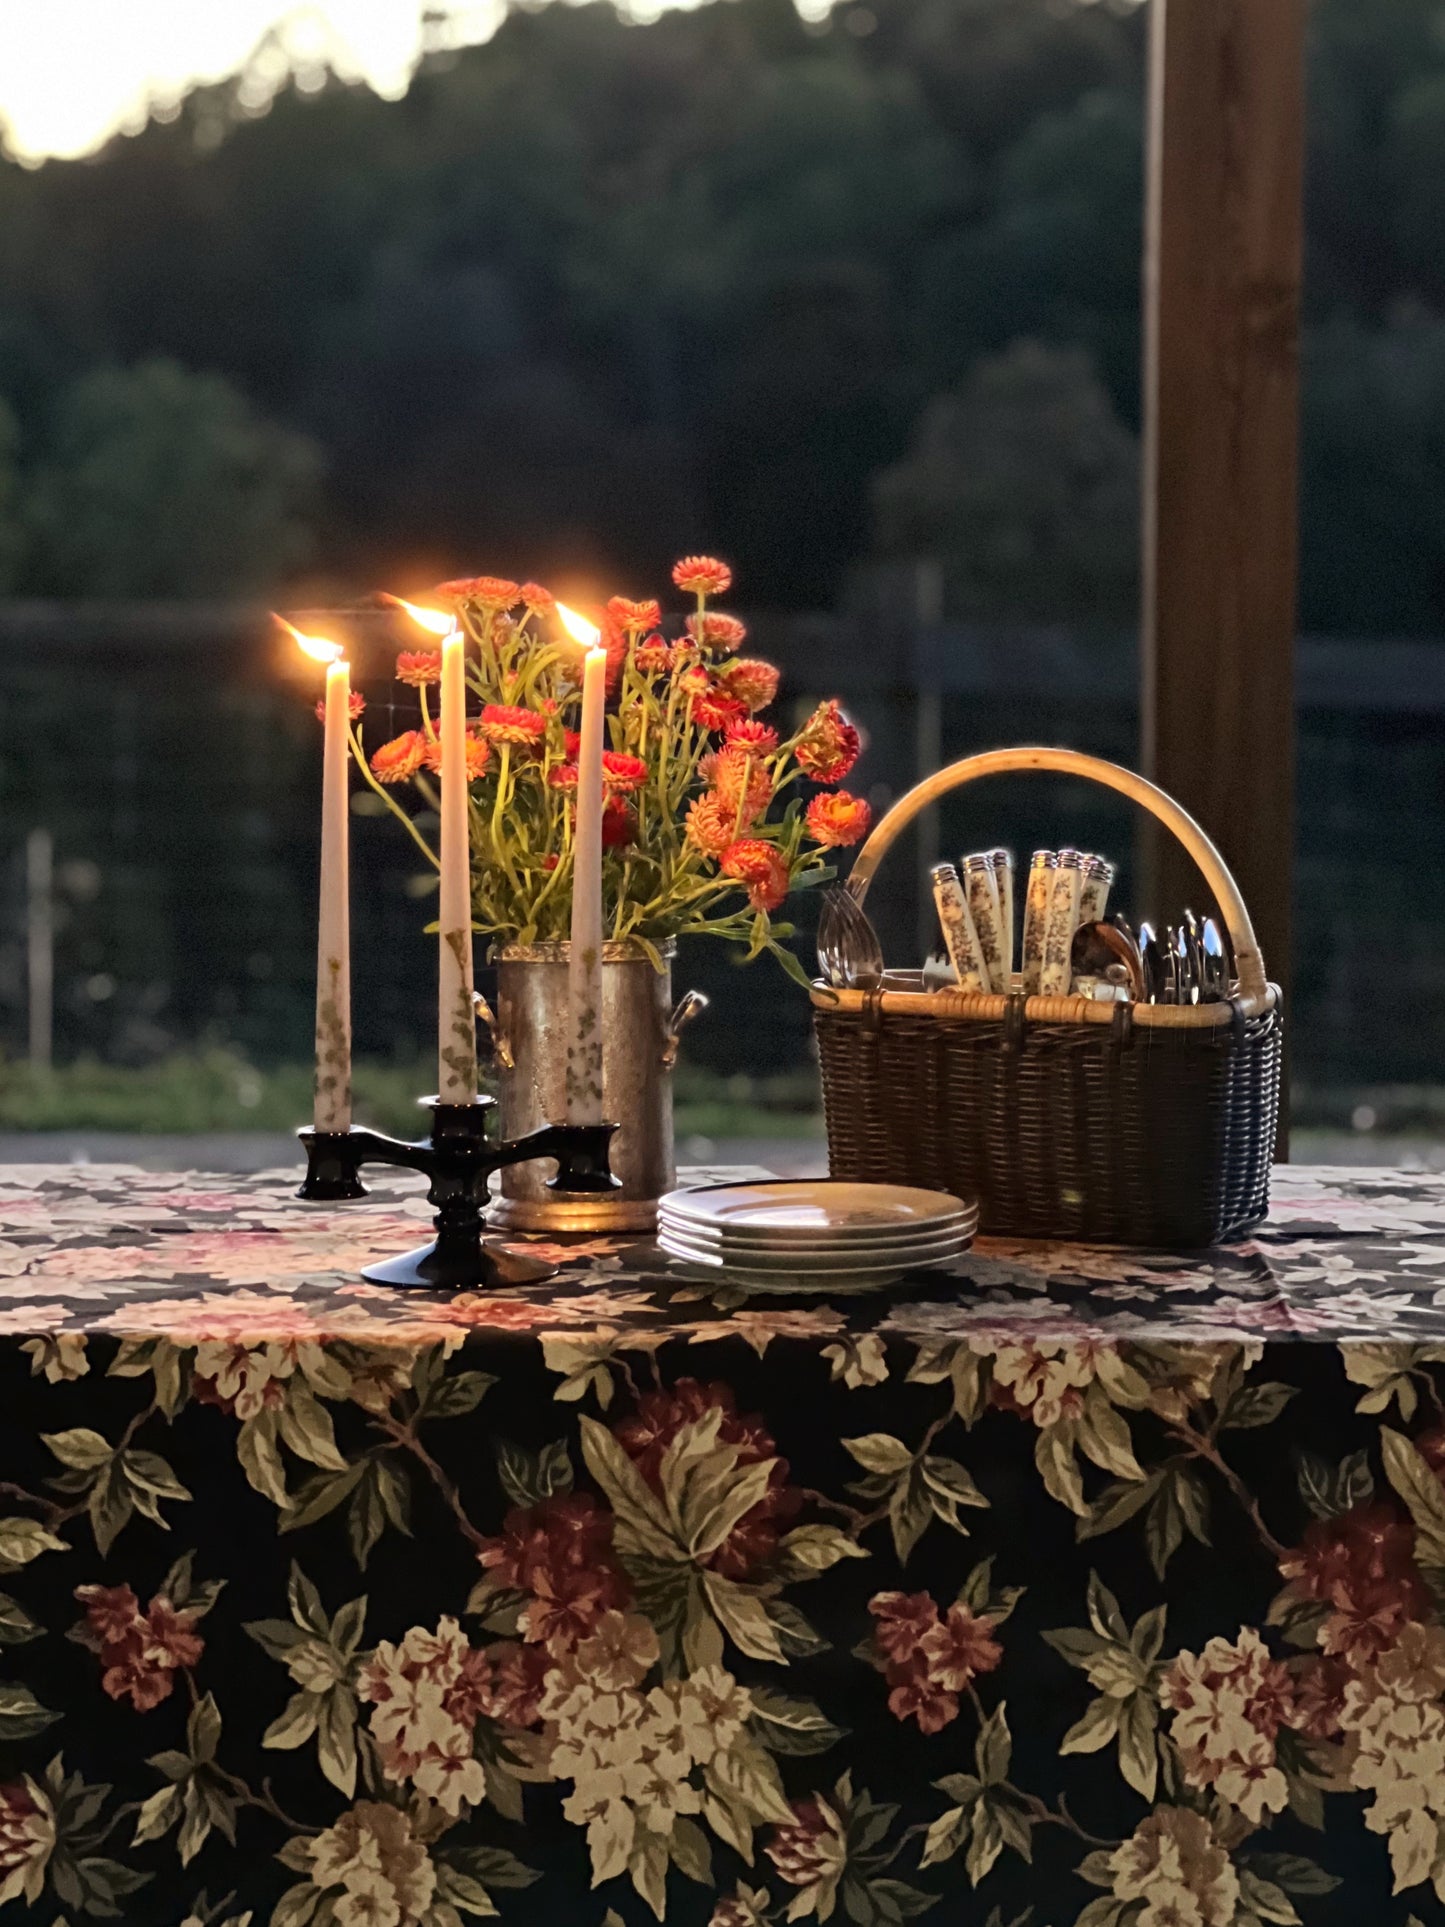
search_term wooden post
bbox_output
[1140,0,1305,1111]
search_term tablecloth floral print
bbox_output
[0,1163,1443,1925]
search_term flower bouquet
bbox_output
[352,556,870,985]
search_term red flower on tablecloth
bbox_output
[765,1798,847,1898]
[370,730,429,784]
[422,732,490,780]
[75,1582,204,1712]
[686,611,748,655]
[720,838,790,912]
[1277,1502,1430,1666]
[673,555,732,597]
[602,750,648,794]
[315,690,365,721]
[867,1590,1001,1732]
[615,1378,801,1579]
[794,698,860,782]
[395,649,443,686]
[479,703,548,747]
[608,596,662,633]
[476,1493,631,1647]
[0,1780,53,1906]
[632,632,671,674]
[1161,1629,1299,1824]
[805,790,872,848]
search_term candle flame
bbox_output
[384,592,454,637]
[275,614,344,664]
[555,602,603,651]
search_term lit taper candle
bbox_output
[280,617,353,1132]
[437,620,479,1100]
[557,603,607,1125]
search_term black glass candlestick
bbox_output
[297,1095,619,1290]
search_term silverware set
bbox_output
[817,884,884,990]
[1135,912,1229,1005]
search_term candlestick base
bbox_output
[297,1097,620,1292]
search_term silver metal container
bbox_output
[482,940,706,1233]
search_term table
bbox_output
[0,1164,1443,1927]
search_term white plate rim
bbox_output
[657,1232,972,1277]
[660,1179,973,1239]
[656,1219,976,1259]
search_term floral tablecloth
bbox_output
[3,1163,1445,1927]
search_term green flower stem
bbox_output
[348,726,440,871]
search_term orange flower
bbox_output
[547,764,580,790]
[607,596,662,632]
[673,555,733,597]
[794,699,861,782]
[602,750,648,793]
[686,611,748,654]
[423,733,491,781]
[725,718,778,753]
[721,838,789,912]
[562,729,582,759]
[436,575,521,609]
[632,633,671,674]
[479,703,548,747]
[395,649,442,687]
[669,638,701,672]
[370,730,429,784]
[681,670,747,732]
[723,659,780,712]
[686,794,736,855]
[710,744,774,823]
[805,789,872,847]
[315,691,365,722]
[602,800,635,848]
[520,583,555,612]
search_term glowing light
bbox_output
[555,602,603,651]
[384,593,454,637]
[275,613,344,664]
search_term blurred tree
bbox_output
[22,359,321,598]
[872,339,1139,621]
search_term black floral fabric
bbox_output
[0,1163,1444,1927]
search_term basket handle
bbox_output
[847,746,1270,1008]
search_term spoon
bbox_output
[1139,921,1164,1004]
[1201,918,1228,1001]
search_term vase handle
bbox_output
[473,992,515,1071]
[662,989,709,1070]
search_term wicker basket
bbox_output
[812,747,1282,1247]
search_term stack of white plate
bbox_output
[658,1179,977,1294]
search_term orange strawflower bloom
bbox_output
[710,743,774,823]
[686,794,736,855]
[602,750,649,793]
[520,583,555,611]
[673,555,733,597]
[723,659,780,712]
[721,837,789,912]
[423,733,491,781]
[632,633,671,674]
[686,612,748,654]
[479,703,548,747]
[794,698,861,782]
[315,691,365,722]
[370,730,429,784]
[607,596,662,633]
[395,649,443,686]
[602,800,635,848]
[725,718,779,753]
[669,638,701,672]
[547,763,580,790]
[805,790,872,848]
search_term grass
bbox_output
[0,1050,825,1140]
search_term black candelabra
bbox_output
[298,1096,619,1290]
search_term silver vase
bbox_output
[481,940,707,1232]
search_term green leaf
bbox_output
[288,1560,330,1638]
[1145,1475,1184,1581]
[1246,1854,1341,1898]
[965,1799,1003,1886]
[1381,1428,1445,1566]
[277,1379,348,1471]
[422,1370,496,1421]
[775,1523,869,1575]
[749,1689,847,1756]
[494,1437,573,1509]
[262,1690,322,1751]
[889,1466,935,1564]
[270,1882,322,1927]
[1077,1471,1162,1543]
[669,1815,713,1885]
[920,1805,972,1869]
[0,1516,67,1571]
[703,1572,786,1664]
[0,1592,40,1645]
[975,1704,1011,1784]
[237,1411,289,1506]
[705,1738,796,1826]
[281,1462,365,1536]
[1034,1424,1086,1516]
[580,1416,680,1562]
[1060,1697,1122,1756]
[844,1433,914,1476]
[43,1428,114,1471]
[1117,1693,1158,1802]
[1086,1573,1127,1643]
[131,1783,182,1846]
[88,1460,134,1557]
[1222,1382,1297,1430]
[0,1680,59,1740]
[1238,1870,1301,1925]
[443,1846,539,1891]
[188,1691,222,1763]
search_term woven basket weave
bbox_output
[812,748,1282,1247]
